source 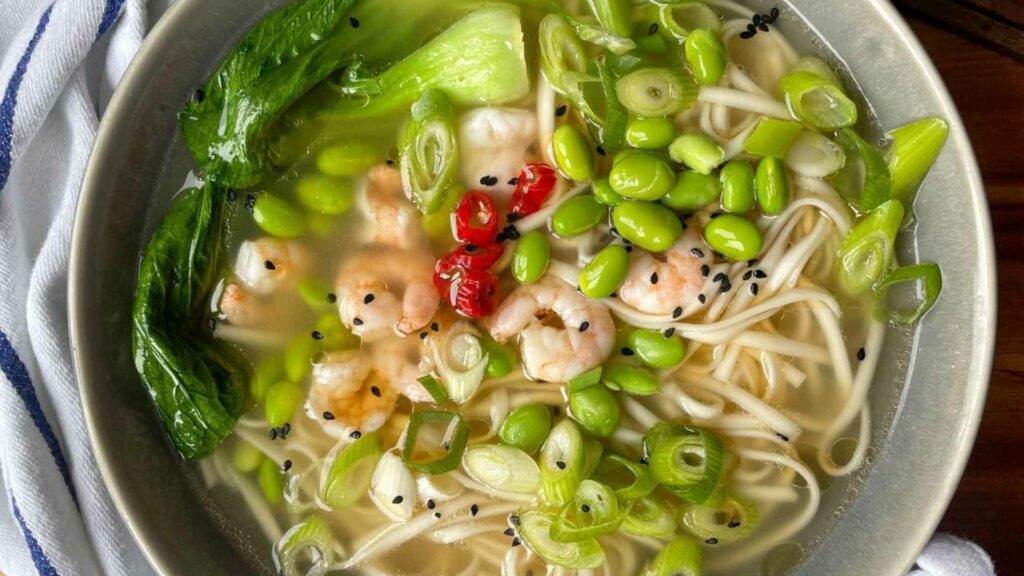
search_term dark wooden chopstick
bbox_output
[893,0,1024,61]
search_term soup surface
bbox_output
[131,0,949,574]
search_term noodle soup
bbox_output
[131,0,949,574]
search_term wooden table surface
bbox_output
[900,14,1024,576]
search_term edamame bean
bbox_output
[317,313,360,350]
[253,193,307,238]
[719,160,756,213]
[580,245,631,299]
[553,124,596,181]
[704,214,764,260]
[755,156,789,215]
[513,230,551,284]
[662,171,721,212]
[258,458,284,504]
[251,355,285,402]
[593,179,625,206]
[684,29,727,86]
[552,195,607,237]
[298,277,334,310]
[264,381,303,428]
[569,385,621,438]
[609,152,676,200]
[232,442,264,473]
[611,201,683,252]
[316,142,382,177]
[483,336,517,378]
[285,335,316,381]
[499,404,552,454]
[306,213,335,238]
[627,329,687,369]
[625,117,677,150]
[602,364,660,396]
[669,134,725,175]
[296,175,356,215]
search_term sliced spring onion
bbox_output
[742,118,804,158]
[401,411,470,474]
[837,199,904,295]
[616,68,698,117]
[832,128,892,212]
[622,494,677,539]
[416,472,464,504]
[784,130,846,178]
[582,436,604,478]
[399,89,457,215]
[320,433,382,509]
[273,516,335,576]
[369,451,417,522]
[463,444,541,494]
[638,536,703,576]
[592,454,658,500]
[514,509,606,569]
[680,494,759,543]
[551,480,629,542]
[540,14,589,94]
[586,0,631,37]
[595,60,629,151]
[780,71,858,130]
[658,3,723,39]
[568,367,604,393]
[874,262,943,325]
[644,422,724,504]
[417,375,449,405]
[432,321,488,404]
[791,55,842,88]
[574,20,637,55]
[539,419,586,507]
[887,117,949,204]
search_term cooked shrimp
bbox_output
[370,336,435,403]
[362,165,423,250]
[487,275,615,382]
[218,283,259,326]
[335,247,440,340]
[233,237,307,295]
[458,107,538,198]
[306,351,398,438]
[618,229,712,316]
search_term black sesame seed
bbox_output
[701,264,710,277]
[269,428,278,440]
[720,280,732,294]
[431,322,440,332]
[759,22,770,32]
[363,293,375,304]
[777,432,790,442]
[283,459,293,472]
[435,512,442,518]
[465,244,477,253]
[638,457,649,465]
[503,527,515,536]
[709,212,722,219]
[713,272,726,283]
[650,272,659,284]
[264,260,276,270]
[371,386,382,397]
[508,177,520,186]
[282,423,291,436]
[595,145,607,157]
[747,23,757,32]
[511,537,522,547]
[610,293,618,298]
[226,189,237,201]
[426,499,436,510]
[208,318,216,331]
[624,246,633,253]
[748,259,759,267]
[495,232,507,243]
[664,328,676,338]
[698,293,707,304]
[323,411,335,420]
[754,269,768,279]
[385,158,395,166]
[691,248,705,258]
[553,406,561,417]
[392,495,404,504]
[480,175,499,186]
[743,270,753,281]
[505,224,521,239]
[349,16,360,28]
[581,504,591,512]
[350,430,362,439]
[728,521,742,528]
[312,330,324,340]
[510,514,521,525]
[327,293,337,303]
[857,347,866,361]
[673,306,683,319]
[556,461,567,470]
[471,504,480,516]
[621,347,635,356]
[245,193,256,213]
[579,321,590,332]
[753,14,763,25]
[750,283,759,296]
[771,7,780,20]
[555,104,568,117]
[420,331,428,340]
[706,538,719,545]
[353,317,364,326]
[740,30,755,39]
[648,22,659,35]
[506,212,522,223]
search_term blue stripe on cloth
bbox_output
[96,0,126,40]
[12,497,61,576]
[0,329,77,504]
[0,3,54,193]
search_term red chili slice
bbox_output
[454,190,499,246]
[452,268,499,319]
[451,244,504,271]
[509,163,558,218]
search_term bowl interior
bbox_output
[70,1,995,574]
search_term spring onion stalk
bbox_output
[791,55,842,88]
[582,436,604,478]
[638,537,703,576]
[514,510,606,569]
[616,68,699,117]
[568,367,604,393]
[680,495,759,542]
[836,199,904,295]
[463,445,541,494]
[658,3,723,39]
[644,422,724,504]
[320,433,382,509]
[874,262,943,325]
[573,20,637,55]
[832,128,892,212]
[540,14,590,94]
[551,480,629,542]
[587,0,631,37]
[416,473,464,504]
[887,117,949,203]
[742,118,803,158]
[369,451,418,521]
[325,7,529,118]
[780,71,858,130]
[273,516,335,576]
[401,411,470,474]
[621,494,678,539]
[399,89,457,215]
[432,321,488,404]
[592,454,658,500]
[539,419,587,507]
[417,375,450,406]
[595,60,629,150]
[784,131,846,178]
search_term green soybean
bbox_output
[296,175,356,215]
[253,194,307,238]
[609,152,676,200]
[499,404,552,454]
[602,364,661,396]
[317,142,382,177]
[552,195,607,238]
[684,29,728,86]
[569,385,621,438]
[662,171,721,212]
[250,355,285,403]
[720,160,756,214]
[264,381,303,428]
[627,329,687,369]
[232,442,264,473]
[513,230,551,284]
[580,245,631,299]
[316,313,360,350]
[625,117,677,150]
[483,336,517,378]
[669,133,725,175]
[593,179,625,206]
[306,213,335,238]
[755,156,790,215]
[553,124,596,181]
[258,458,284,504]
[285,334,316,382]
[704,214,764,261]
[298,277,334,310]
[611,201,683,252]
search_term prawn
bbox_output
[618,229,712,316]
[306,351,398,438]
[487,275,614,383]
[217,283,259,326]
[369,336,436,403]
[361,165,423,250]
[458,107,538,199]
[233,237,308,295]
